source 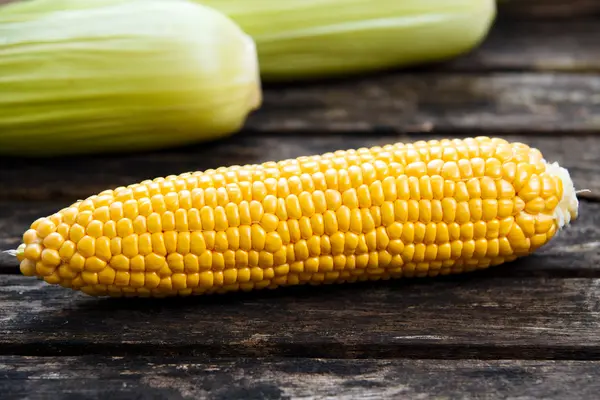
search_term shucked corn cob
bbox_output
[15,137,579,298]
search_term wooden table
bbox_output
[1,2,600,399]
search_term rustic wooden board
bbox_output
[1,357,599,400]
[2,134,599,202]
[3,265,600,359]
[250,73,600,134]
[1,200,599,274]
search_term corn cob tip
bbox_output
[544,160,579,230]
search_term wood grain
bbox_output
[250,73,600,134]
[1,357,599,400]
[3,265,600,359]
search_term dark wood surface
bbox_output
[1,7,600,400]
[1,358,599,400]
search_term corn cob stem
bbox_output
[15,137,579,298]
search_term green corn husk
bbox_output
[196,0,497,81]
[0,0,262,156]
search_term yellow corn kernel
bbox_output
[16,137,579,297]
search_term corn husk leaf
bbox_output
[0,0,262,156]
[196,0,496,81]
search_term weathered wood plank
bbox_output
[1,357,599,400]
[2,134,599,202]
[2,200,599,274]
[3,270,600,359]
[250,73,600,134]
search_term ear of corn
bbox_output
[14,137,579,298]
[194,0,496,81]
[0,0,261,156]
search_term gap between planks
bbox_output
[1,357,600,400]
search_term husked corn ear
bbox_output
[195,0,496,81]
[16,137,579,298]
[0,0,261,156]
